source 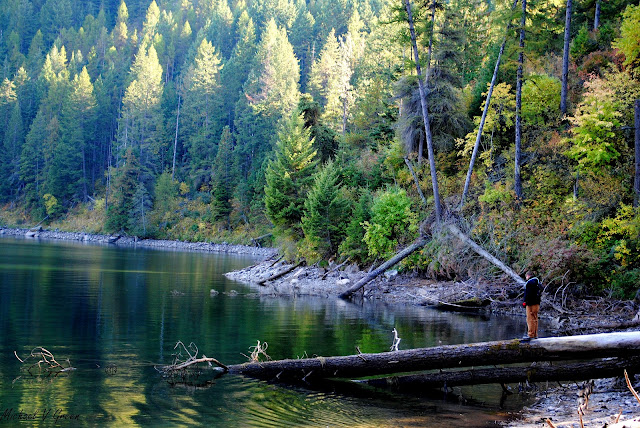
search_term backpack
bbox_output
[531,277,542,299]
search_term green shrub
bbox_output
[363,188,418,259]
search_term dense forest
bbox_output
[1,0,639,297]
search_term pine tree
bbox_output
[219,11,256,130]
[211,126,236,224]
[59,67,97,202]
[118,43,165,174]
[39,0,72,45]
[181,38,223,184]
[338,190,373,263]
[308,29,340,112]
[236,18,300,214]
[264,112,317,233]
[0,101,24,202]
[20,109,47,214]
[106,148,141,233]
[129,181,152,236]
[301,160,350,260]
[243,18,300,120]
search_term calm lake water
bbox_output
[0,237,534,427]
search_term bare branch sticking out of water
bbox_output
[156,341,228,388]
[14,347,75,378]
[390,328,401,352]
[242,340,270,363]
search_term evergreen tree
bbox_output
[117,43,165,174]
[338,190,373,263]
[264,112,317,233]
[219,11,256,130]
[235,18,300,215]
[243,18,300,120]
[59,67,97,202]
[308,29,340,113]
[106,148,141,233]
[211,126,236,224]
[0,100,24,202]
[20,109,47,214]
[301,160,350,260]
[290,7,316,90]
[39,0,72,45]
[298,94,339,162]
[181,37,223,185]
[129,181,152,236]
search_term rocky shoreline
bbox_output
[3,227,639,427]
[0,227,278,258]
[226,258,640,428]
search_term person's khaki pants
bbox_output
[526,304,539,338]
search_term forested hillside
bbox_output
[1,0,639,297]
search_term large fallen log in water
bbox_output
[361,356,640,390]
[227,332,640,384]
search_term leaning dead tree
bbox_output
[339,220,525,299]
[224,331,640,385]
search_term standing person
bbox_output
[522,271,541,340]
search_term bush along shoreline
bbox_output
[0,227,278,258]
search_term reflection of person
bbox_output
[522,271,541,340]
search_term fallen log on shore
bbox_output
[226,332,640,384]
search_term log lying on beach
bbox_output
[257,261,303,286]
[227,331,640,384]
[361,356,640,390]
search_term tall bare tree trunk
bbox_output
[561,0,573,115]
[634,99,640,208]
[404,0,442,222]
[172,93,181,181]
[460,0,519,209]
[514,0,526,201]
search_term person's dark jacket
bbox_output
[524,277,541,306]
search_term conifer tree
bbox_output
[20,109,47,213]
[264,112,317,233]
[118,43,165,173]
[181,38,223,184]
[219,11,256,129]
[236,18,300,213]
[339,190,373,263]
[0,100,24,202]
[59,67,97,202]
[308,29,340,111]
[106,148,141,233]
[301,160,350,260]
[211,126,236,224]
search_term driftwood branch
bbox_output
[625,369,640,405]
[321,257,351,280]
[258,262,303,285]
[14,347,75,378]
[251,233,273,247]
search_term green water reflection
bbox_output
[0,237,530,427]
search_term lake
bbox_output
[0,237,534,426]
